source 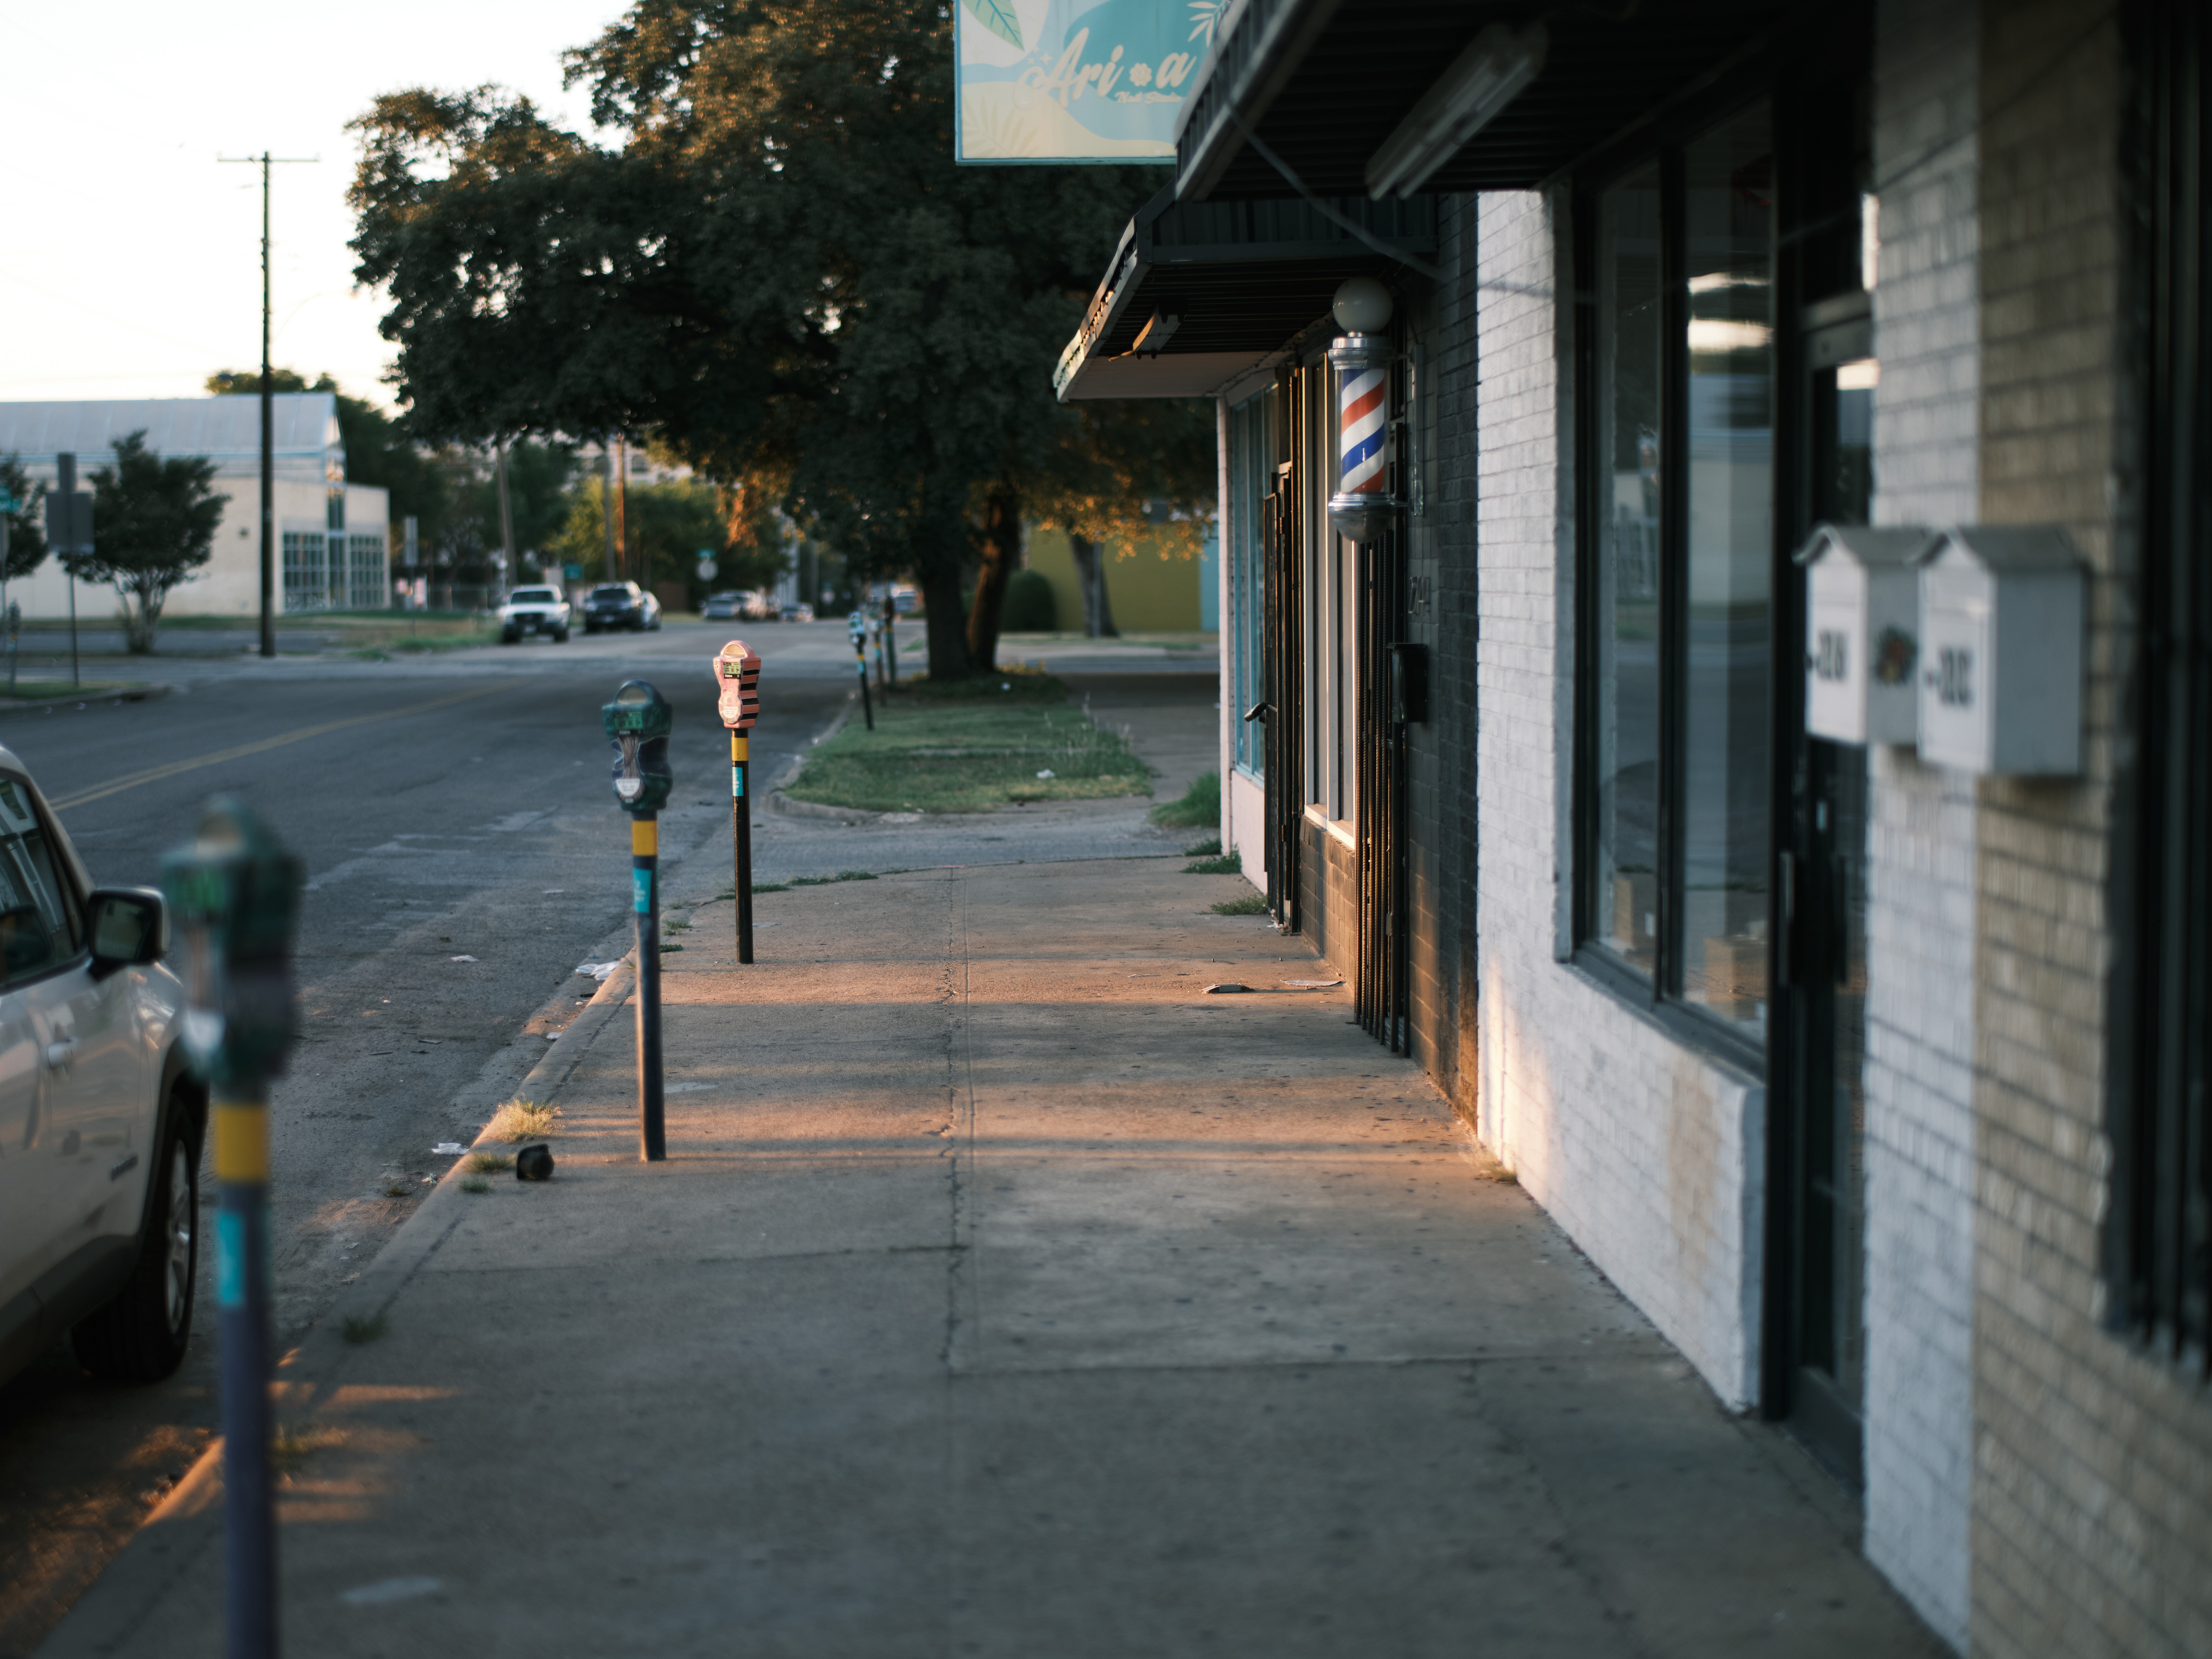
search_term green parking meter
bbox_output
[847,609,873,730]
[160,799,303,1659]
[602,681,672,1159]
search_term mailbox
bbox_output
[1915,525,2083,776]
[1797,525,1936,747]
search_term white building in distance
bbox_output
[0,395,389,619]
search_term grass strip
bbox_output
[1150,770,1220,828]
[1211,892,1269,915]
[782,675,1151,814]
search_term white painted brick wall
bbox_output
[1859,1,1980,1649]
[1474,189,1766,1411]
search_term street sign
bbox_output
[48,491,93,556]
[695,555,717,581]
[564,563,585,581]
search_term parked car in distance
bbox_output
[742,591,781,621]
[891,586,918,614]
[702,591,745,621]
[497,586,570,644]
[581,582,662,634]
[0,756,200,1391]
[779,604,816,623]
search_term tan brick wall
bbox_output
[1970,4,2212,1654]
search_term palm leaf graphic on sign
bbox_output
[963,0,1023,49]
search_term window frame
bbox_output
[1569,87,1780,1074]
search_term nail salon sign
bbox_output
[956,0,1223,164]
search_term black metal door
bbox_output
[1263,431,1301,930]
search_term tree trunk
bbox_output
[1069,535,1119,638]
[919,562,972,680]
[966,483,1020,672]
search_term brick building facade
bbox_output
[1056,1,2212,1650]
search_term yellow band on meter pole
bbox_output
[213,1101,269,1183]
[731,734,748,762]
[632,818,658,856]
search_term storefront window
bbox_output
[1590,164,1665,976]
[1230,391,1269,776]
[1579,101,1776,1045]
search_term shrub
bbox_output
[1000,569,1058,631]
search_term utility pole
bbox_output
[495,441,517,590]
[220,153,316,660]
[616,437,630,584]
[600,444,617,581]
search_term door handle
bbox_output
[44,1039,76,1071]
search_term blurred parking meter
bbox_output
[160,800,303,1659]
[4,602,16,694]
[881,591,898,688]
[848,610,874,731]
[714,641,762,964]
[603,680,673,1160]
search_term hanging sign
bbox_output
[955,0,1223,165]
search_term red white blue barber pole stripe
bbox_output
[1339,364,1388,495]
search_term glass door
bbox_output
[1784,305,1875,1477]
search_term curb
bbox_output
[0,682,174,720]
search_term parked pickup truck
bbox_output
[497,587,571,644]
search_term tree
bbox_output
[349,0,1213,680]
[74,433,222,653]
[0,457,47,582]
[550,478,786,598]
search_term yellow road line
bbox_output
[47,682,516,812]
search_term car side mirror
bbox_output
[88,887,167,979]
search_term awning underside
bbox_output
[1056,193,1435,401]
[1179,0,1804,201]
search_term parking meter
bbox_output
[847,610,874,731]
[160,798,303,1659]
[602,680,674,816]
[716,642,762,963]
[600,681,672,1159]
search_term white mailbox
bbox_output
[1797,525,1935,747]
[1915,525,2084,776]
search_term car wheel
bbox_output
[74,1079,200,1382]
[552,627,569,643]
[500,630,520,645]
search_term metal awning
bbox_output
[1175,0,1806,201]
[1055,188,1435,402]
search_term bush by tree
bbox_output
[74,433,222,653]
[999,568,1056,633]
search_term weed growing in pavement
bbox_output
[789,870,879,887]
[271,1426,342,1475]
[342,1313,388,1345]
[1184,852,1242,875]
[383,1183,412,1199]
[466,1152,513,1175]
[460,1177,491,1194]
[1150,770,1220,829]
[1210,892,1269,915]
[751,883,789,894]
[1184,837,1223,857]
[485,1097,558,1141]
[664,916,692,933]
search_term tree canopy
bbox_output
[76,432,222,654]
[0,457,47,583]
[349,0,1212,676]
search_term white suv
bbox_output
[497,587,571,644]
[0,755,196,1386]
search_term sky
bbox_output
[0,1,625,413]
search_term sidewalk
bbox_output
[42,854,1942,1657]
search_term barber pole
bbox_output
[1327,333,1399,542]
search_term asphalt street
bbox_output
[0,622,854,1654]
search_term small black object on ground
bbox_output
[515,1144,556,1181]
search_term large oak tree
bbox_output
[350,0,1212,677]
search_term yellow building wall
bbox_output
[1024,526,1200,633]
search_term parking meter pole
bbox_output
[732,735,753,964]
[161,800,302,1659]
[882,595,897,688]
[214,1090,277,1659]
[633,816,666,1160]
[852,627,873,730]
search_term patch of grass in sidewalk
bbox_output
[749,882,788,894]
[1149,770,1220,829]
[783,679,1150,814]
[460,1176,491,1194]
[1185,851,1242,875]
[1184,837,1222,857]
[789,869,878,886]
[465,1151,513,1175]
[1210,891,1269,915]
[341,1313,388,1345]
[485,1097,558,1142]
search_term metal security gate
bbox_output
[1262,448,1302,931]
